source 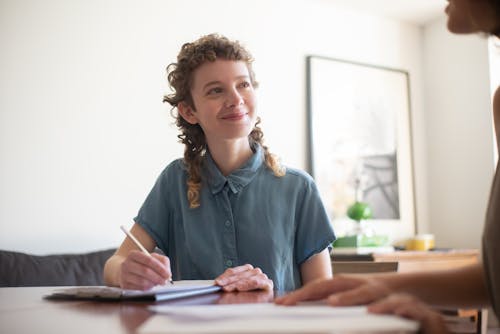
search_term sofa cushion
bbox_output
[0,248,116,287]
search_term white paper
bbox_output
[122,280,217,297]
[140,303,419,333]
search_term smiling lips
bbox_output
[221,111,247,121]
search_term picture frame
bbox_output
[306,55,416,242]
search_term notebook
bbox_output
[44,280,221,302]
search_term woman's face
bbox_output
[179,59,257,146]
[445,0,497,34]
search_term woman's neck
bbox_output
[207,137,253,176]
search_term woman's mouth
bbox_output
[221,112,247,120]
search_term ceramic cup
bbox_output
[406,234,435,251]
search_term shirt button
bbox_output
[224,220,231,227]
[225,260,233,267]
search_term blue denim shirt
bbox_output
[135,144,335,291]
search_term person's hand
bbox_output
[119,250,172,290]
[215,264,273,291]
[368,293,450,334]
[217,290,274,304]
[275,275,391,306]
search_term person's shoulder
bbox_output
[158,158,186,179]
[167,158,186,169]
[276,165,315,185]
[283,166,313,179]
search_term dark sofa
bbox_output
[0,248,116,287]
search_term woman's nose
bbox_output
[225,89,244,107]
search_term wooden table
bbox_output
[0,287,415,334]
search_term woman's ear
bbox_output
[178,102,198,125]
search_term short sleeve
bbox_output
[294,177,336,264]
[134,162,180,253]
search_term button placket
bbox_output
[220,185,237,269]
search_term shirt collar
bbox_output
[204,142,264,195]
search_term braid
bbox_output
[176,122,205,208]
[250,118,285,177]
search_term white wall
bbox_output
[2,0,427,254]
[422,18,495,249]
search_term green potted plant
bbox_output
[333,177,388,248]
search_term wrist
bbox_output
[103,255,125,287]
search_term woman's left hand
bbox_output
[215,264,274,291]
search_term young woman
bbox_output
[276,0,500,332]
[103,34,335,292]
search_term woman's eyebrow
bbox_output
[202,75,250,90]
[202,81,221,90]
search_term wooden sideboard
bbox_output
[331,249,480,273]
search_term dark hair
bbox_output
[491,0,500,36]
[163,34,284,208]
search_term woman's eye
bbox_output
[239,81,251,88]
[207,87,223,95]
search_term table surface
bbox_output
[0,286,415,334]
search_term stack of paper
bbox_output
[140,303,419,333]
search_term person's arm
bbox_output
[276,263,490,309]
[384,262,490,308]
[300,248,332,285]
[103,223,171,289]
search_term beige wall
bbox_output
[422,17,495,249]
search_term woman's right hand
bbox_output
[119,250,172,290]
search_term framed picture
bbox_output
[306,55,416,242]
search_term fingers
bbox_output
[326,280,391,306]
[223,274,274,292]
[275,275,368,305]
[368,293,417,314]
[119,250,172,290]
[275,279,335,305]
[215,264,255,285]
[217,290,275,304]
[368,294,449,334]
[215,264,274,292]
[151,253,172,278]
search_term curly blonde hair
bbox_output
[163,34,285,208]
